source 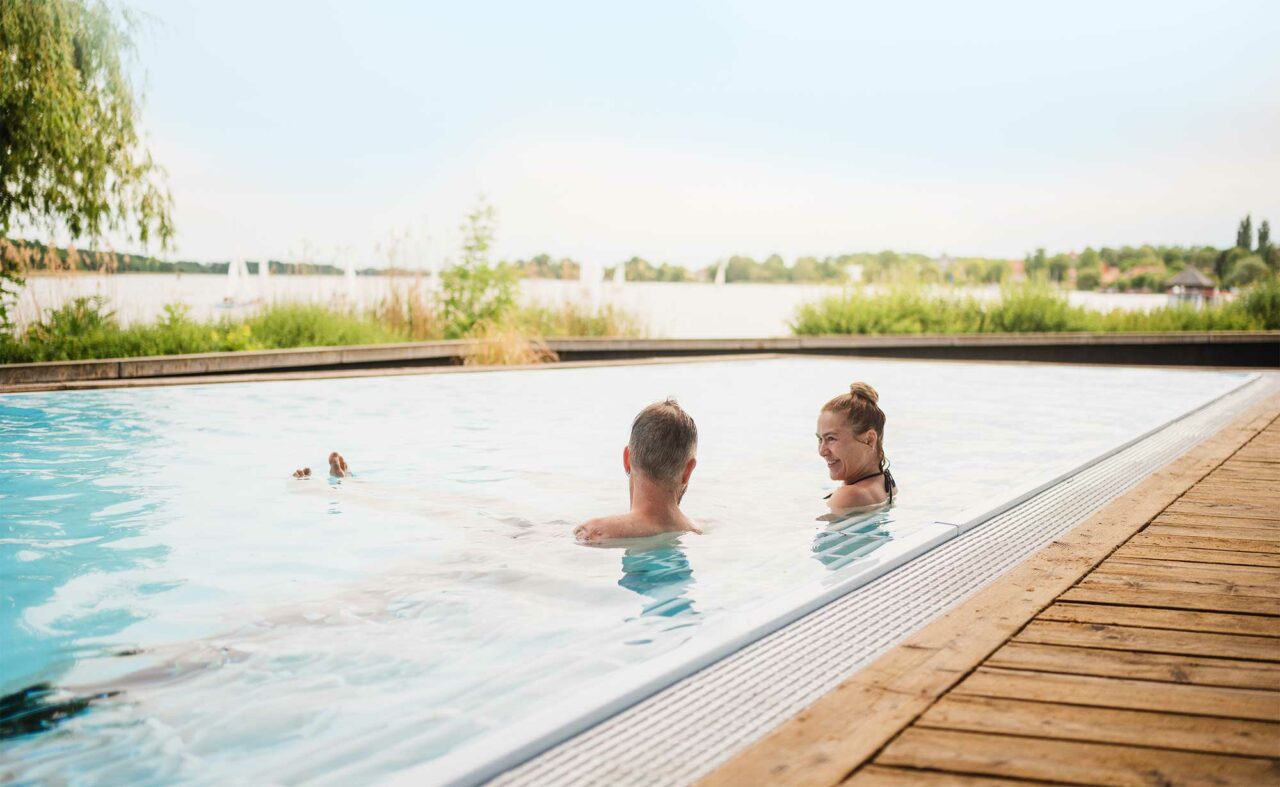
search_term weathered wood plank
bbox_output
[1105,555,1280,579]
[845,765,1049,786]
[916,694,1280,757]
[1201,468,1280,485]
[1179,492,1280,510]
[1037,602,1280,637]
[1075,571,1280,600]
[1093,558,1280,586]
[1223,457,1280,469]
[1147,523,1280,542]
[1153,510,1280,531]
[1127,532,1280,555]
[1166,499,1280,522]
[876,728,1280,787]
[1183,478,1280,494]
[954,667,1280,720]
[1111,543,1280,568]
[1059,585,1280,615]
[986,641,1280,690]
[1013,620,1280,660]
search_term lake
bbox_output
[12,274,1174,339]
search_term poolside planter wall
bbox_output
[2,332,1277,389]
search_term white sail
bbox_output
[225,257,242,301]
[714,259,727,285]
[257,258,271,301]
[578,260,603,306]
[612,262,625,285]
[345,261,358,301]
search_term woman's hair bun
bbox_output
[849,382,879,405]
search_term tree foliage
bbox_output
[437,198,518,338]
[1258,220,1275,271]
[0,0,173,245]
[1236,214,1253,251]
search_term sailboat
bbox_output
[714,258,728,285]
[258,258,271,301]
[219,258,256,309]
[613,261,626,286]
[579,259,603,305]
[345,260,358,302]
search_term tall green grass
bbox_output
[791,280,1280,335]
[0,296,641,364]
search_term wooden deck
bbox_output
[703,396,1280,786]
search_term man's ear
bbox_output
[682,456,697,485]
[623,445,632,475]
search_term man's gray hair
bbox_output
[629,398,698,484]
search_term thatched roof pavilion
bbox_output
[1166,266,1214,290]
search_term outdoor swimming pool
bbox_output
[0,357,1255,784]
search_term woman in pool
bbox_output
[817,381,896,512]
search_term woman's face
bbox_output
[816,410,876,482]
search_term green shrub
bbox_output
[1239,277,1280,329]
[245,304,401,348]
[1228,256,1272,289]
[510,302,644,337]
[984,285,1087,332]
[437,200,519,338]
[0,294,642,363]
[792,281,1278,336]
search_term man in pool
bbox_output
[574,398,701,544]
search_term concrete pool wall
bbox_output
[2,331,1278,391]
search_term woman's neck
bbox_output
[844,459,881,485]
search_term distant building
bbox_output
[1166,266,1216,307]
[844,263,864,283]
[1009,258,1025,283]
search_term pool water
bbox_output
[0,358,1251,783]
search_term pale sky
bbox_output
[123,0,1280,268]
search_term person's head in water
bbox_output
[626,398,698,501]
[817,382,887,483]
[574,398,702,543]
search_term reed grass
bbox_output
[791,280,1280,335]
[0,292,641,364]
[510,301,645,338]
[464,323,559,366]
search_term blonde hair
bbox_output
[822,382,887,472]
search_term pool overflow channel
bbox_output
[374,371,1271,787]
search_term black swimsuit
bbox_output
[825,469,896,504]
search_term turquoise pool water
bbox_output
[0,358,1250,783]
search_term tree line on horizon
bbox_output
[5,219,1277,294]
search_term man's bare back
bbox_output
[574,399,701,545]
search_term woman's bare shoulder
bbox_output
[827,483,885,511]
